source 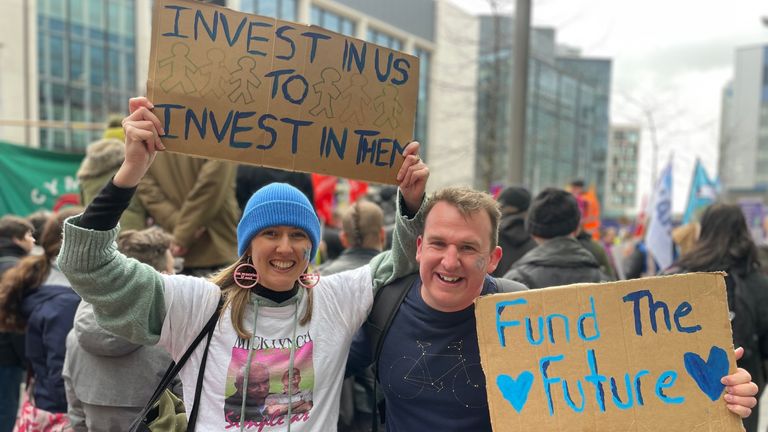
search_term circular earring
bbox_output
[298,273,320,289]
[234,258,259,289]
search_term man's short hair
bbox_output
[526,188,581,239]
[424,187,501,249]
[341,200,384,249]
[117,227,173,271]
[0,216,34,240]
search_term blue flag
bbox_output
[646,159,674,271]
[682,159,719,224]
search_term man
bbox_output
[224,362,272,423]
[0,216,34,432]
[492,186,536,277]
[137,152,239,275]
[503,188,609,288]
[319,200,386,275]
[350,187,527,430]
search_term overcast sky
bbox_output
[450,0,768,212]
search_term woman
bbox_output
[669,203,768,432]
[0,207,82,414]
[57,97,428,430]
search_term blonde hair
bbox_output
[209,256,314,340]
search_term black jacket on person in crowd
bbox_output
[492,213,537,277]
[0,240,26,369]
[503,236,608,289]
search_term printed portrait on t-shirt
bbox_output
[223,332,314,428]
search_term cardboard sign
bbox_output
[146,0,420,184]
[475,273,744,432]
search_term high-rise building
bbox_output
[718,45,768,193]
[0,0,477,185]
[0,0,139,151]
[475,15,612,198]
[604,125,640,217]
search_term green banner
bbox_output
[0,141,84,216]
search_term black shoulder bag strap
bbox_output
[364,273,418,432]
[129,300,222,432]
[365,273,419,378]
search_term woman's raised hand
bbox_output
[114,97,166,188]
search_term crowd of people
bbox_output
[0,96,763,432]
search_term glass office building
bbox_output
[37,0,137,151]
[476,15,612,199]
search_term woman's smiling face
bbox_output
[249,226,312,291]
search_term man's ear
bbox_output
[378,228,386,248]
[415,235,423,262]
[487,246,502,274]
[339,231,350,249]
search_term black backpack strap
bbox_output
[365,273,419,377]
[364,273,419,432]
[129,300,222,431]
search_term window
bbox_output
[367,28,404,51]
[414,48,430,148]
[38,0,137,151]
[310,6,356,37]
[241,0,297,20]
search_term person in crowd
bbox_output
[575,225,617,279]
[0,216,35,432]
[317,200,386,432]
[0,208,82,415]
[667,203,768,432]
[56,96,428,430]
[348,186,759,430]
[265,368,313,417]
[503,188,610,288]
[672,221,700,256]
[236,166,315,212]
[136,136,240,276]
[491,186,536,277]
[63,227,181,431]
[25,211,50,255]
[319,200,385,275]
[78,137,148,231]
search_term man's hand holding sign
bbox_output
[475,273,757,431]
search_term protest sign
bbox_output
[475,273,744,431]
[147,0,420,184]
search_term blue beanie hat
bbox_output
[237,183,321,259]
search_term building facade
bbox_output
[0,0,478,189]
[719,45,768,192]
[604,125,640,217]
[475,15,612,199]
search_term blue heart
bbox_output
[496,371,535,413]
[683,346,728,401]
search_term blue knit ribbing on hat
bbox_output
[237,183,320,258]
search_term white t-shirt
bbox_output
[157,267,373,431]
